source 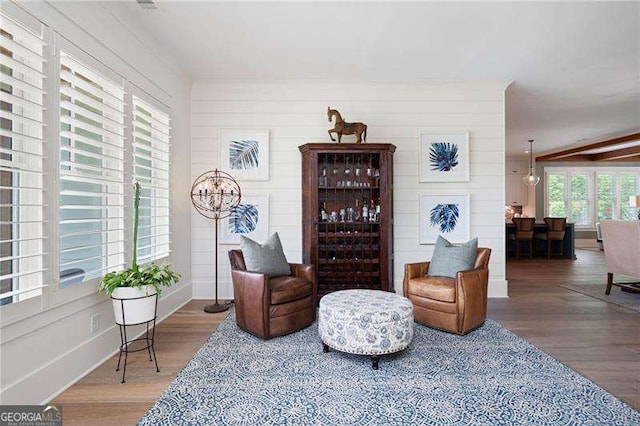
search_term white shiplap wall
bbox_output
[191,81,509,298]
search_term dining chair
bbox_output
[534,217,566,259]
[509,217,536,258]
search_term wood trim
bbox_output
[611,155,640,162]
[536,132,640,162]
[592,146,640,161]
[299,143,397,153]
[547,155,593,162]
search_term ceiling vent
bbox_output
[137,0,158,10]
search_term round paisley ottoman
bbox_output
[318,289,414,369]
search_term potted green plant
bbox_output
[99,182,181,325]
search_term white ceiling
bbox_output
[108,1,639,157]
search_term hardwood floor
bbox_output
[52,300,229,425]
[53,249,639,424]
[490,248,639,409]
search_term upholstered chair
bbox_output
[228,250,317,339]
[595,222,604,251]
[403,248,492,335]
[509,217,536,258]
[600,221,640,295]
[534,217,567,258]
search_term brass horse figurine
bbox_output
[327,107,367,143]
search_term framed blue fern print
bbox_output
[419,194,470,244]
[419,132,469,182]
[220,130,270,181]
[219,195,269,244]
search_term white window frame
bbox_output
[130,91,171,264]
[0,10,47,307]
[51,37,127,306]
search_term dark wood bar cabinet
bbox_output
[299,143,396,299]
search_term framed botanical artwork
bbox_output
[219,130,270,181]
[219,195,269,245]
[419,194,470,244]
[418,132,470,182]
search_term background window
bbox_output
[570,174,591,226]
[596,174,615,221]
[619,174,640,221]
[546,168,640,228]
[547,174,567,217]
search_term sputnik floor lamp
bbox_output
[191,169,241,313]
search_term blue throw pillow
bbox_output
[240,232,291,277]
[427,236,478,278]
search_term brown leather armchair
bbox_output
[228,250,317,339]
[403,248,491,335]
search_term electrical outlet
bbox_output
[90,313,100,334]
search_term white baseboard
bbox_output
[23,283,193,405]
[192,280,233,300]
[575,239,599,248]
[489,279,508,298]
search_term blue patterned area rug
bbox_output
[139,312,639,425]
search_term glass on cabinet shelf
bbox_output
[316,221,381,225]
[319,244,380,250]
[319,185,379,190]
[318,271,381,278]
[318,231,380,238]
[318,258,380,264]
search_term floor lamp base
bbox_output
[204,302,231,313]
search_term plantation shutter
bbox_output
[59,51,125,287]
[0,13,46,304]
[132,96,170,262]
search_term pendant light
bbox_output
[523,139,540,186]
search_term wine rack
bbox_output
[299,143,396,300]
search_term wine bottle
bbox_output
[369,199,375,222]
[362,198,368,222]
[319,164,327,187]
[319,202,327,222]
